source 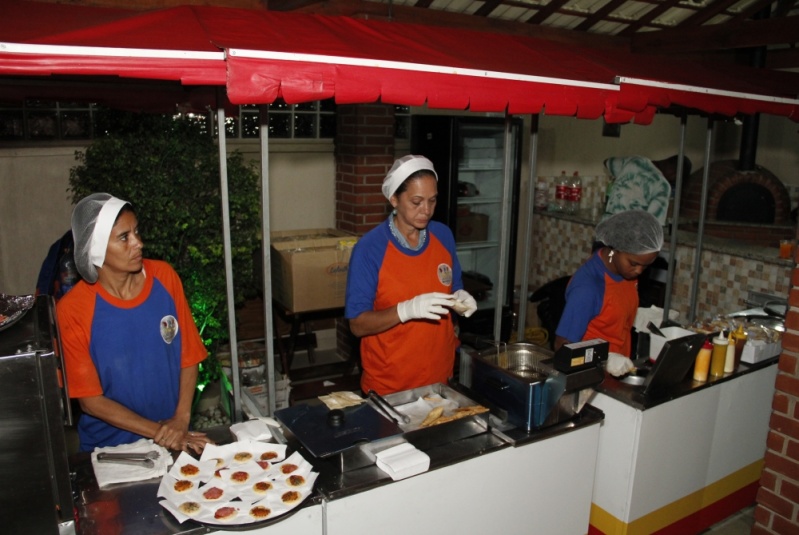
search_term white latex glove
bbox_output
[397,292,456,323]
[606,352,636,377]
[452,289,478,318]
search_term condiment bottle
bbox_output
[693,339,712,382]
[710,333,728,378]
[724,332,736,373]
[731,324,748,371]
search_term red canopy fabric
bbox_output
[0,0,797,122]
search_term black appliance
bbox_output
[411,115,522,341]
[0,295,75,535]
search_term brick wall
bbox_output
[754,241,799,534]
[335,103,396,235]
[334,103,397,361]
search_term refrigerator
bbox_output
[411,115,522,341]
[0,295,75,535]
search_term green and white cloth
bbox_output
[603,156,671,225]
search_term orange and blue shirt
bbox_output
[345,219,463,395]
[57,259,206,451]
[556,251,638,356]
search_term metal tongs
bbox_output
[367,390,411,424]
[96,450,160,469]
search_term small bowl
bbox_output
[620,375,646,386]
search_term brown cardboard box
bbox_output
[457,213,489,242]
[270,228,358,312]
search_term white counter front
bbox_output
[326,421,601,535]
[588,361,777,534]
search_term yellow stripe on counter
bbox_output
[589,459,764,535]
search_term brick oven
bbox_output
[677,161,795,246]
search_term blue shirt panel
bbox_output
[79,278,183,451]
[555,251,623,343]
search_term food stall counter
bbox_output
[588,356,778,534]
[69,393,604,534]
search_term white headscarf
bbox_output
[382,155,438,200]
[71,193,130,283]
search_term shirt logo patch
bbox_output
[160,315,179,344]
[437,263,453,286]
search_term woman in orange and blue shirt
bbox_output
[555,210,663,375]
[57,193,211,453]
[345,156,478,395]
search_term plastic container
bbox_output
[724,332,736,373]
[710,333,728,378]
[554,170,568,212]
[567,171,582,214]
[731,324,748,371]
[534,178,549,211]
[693,339,712,382]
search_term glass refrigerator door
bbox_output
[455,122,512,313]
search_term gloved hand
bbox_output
[606,352,636,377]
[397,292,456,323]
[452,289,477,318]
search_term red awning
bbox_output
[1,0,797,122]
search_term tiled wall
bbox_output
[526,213,792,323]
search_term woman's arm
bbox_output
[79,364,211,453]
[154,364,211,453]
[349,307,402,338]
[79,395,162,443]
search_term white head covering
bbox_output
[382,155,438,200]
[71,193,130,283]
[595,209,664,255]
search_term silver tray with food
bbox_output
[158,440,317,529]
[382,382,491,451]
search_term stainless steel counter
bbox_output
[69,405,604,534]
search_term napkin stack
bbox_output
[230,417,276,441]
[91,438,172,488]
[375,442,430,481]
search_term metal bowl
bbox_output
[620,375,646,386]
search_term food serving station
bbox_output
[66,343,606,535]
[588,344,778,534]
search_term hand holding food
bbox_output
[397,292,456,322]
[451,289,477,317]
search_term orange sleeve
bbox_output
[56,283,104,398]
[148,260,207,368]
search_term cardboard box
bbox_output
[270,228,357,312]
[457,213,489,242]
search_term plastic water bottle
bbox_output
[534,178,549,211]
[567,171,582,214]
[554,171,568,212]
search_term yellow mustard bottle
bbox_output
[710,333,728,378]
[693,339,712,382]
[731,324,748,371]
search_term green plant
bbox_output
[68,110,262,384]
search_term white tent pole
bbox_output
[516,115,539,342]
[495,113,514,341]
[688,117,714,324]
[259,105,277,416]
[217,105,242,423]
[662,113,688,323]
